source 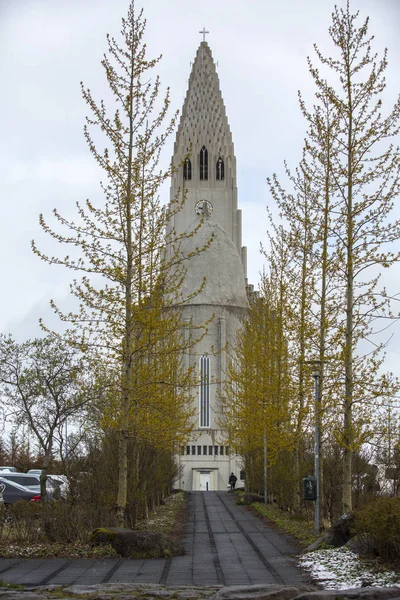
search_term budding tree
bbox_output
[305,1,400,512]
[32,2,202,523]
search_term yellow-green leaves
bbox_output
[32,1,200,525]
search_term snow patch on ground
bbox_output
[299,547,400,590]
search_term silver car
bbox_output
[0,473,55,497]
[0,477,43,505]
[0,473,44,489]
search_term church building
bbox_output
[170,35,249,491]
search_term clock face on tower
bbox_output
[195,200,213,215]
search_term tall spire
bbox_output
[170,40,246,279]
[173,42,235,172]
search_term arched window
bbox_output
[216,157,224,180]
[199,355,210,428]
[200,146,208,180]
[183,158,191,180]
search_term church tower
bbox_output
[171,37,249,491]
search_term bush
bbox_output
[41,503,118,544]
[354,497,400,563]
[3,501,43,545]
[0,501,118,546]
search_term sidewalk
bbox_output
[0,492,309,587]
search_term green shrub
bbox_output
[354,497,400,562]
[0,489,185,558]
[1,501,118,546]
[7,501,43,544]
[40,503,118,543]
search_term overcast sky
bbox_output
[1,0,400,371]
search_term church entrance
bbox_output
[199,472,211,491]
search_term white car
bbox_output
[47,475,69,498]
[26,472,69,499]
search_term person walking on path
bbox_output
[229,472,237,490]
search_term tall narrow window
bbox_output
[216,157,224,180]
[183,158,191,180]
[199,354,210,427]
[200,146,208,180]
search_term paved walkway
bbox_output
[0,492,308,587]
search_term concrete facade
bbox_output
[171,41,249,492]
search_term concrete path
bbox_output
[0,492,308,587]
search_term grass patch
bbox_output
[0,541,118,559]
[0,578,24,589]
[251,502,318,547]
[136,491,186,536]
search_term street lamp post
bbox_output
[263,429,267,505]
[65,419,68,460]
[312,363,321,536]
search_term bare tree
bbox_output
[0,335,98,497]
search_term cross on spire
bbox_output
[199,27,209,42]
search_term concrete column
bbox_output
[241,246,247,279]
[236,209,242,254]
[219,317,226,384]
[232,185,238,245]
[183,317,191,371]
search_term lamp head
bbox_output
[306,359,321,378]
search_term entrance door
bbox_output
[199,472,211,491]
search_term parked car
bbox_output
[0,473,44,490]
[0,466,17,472]
[0,477,43,505]
[24,472,69,499]
[0,482,4,506]
[0,473,56,496]
[47,475,69,499]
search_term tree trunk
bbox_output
[343,96,354,514]
[116,430,128,525]
[293,447,300,511]
[40,451,51,499]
